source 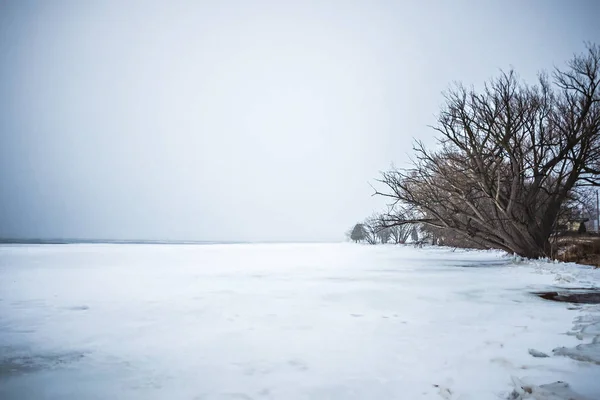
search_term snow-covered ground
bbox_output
[0,243,599,400]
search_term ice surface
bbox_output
[553,342,600,364]
[1,243,599,399]
[508,378,592,400]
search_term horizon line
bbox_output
[0,238,341,245]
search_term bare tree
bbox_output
[375,44,600,258]
[376,226,392,244]
[420,224,486,249]
[350,212,412,244]
[362,215,380,245]
[349,223,367,243]
[378,207,415,244]
[388,225,411,244]
[410,226,419,242]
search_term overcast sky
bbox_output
[0,0,599,242]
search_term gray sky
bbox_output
[1,0,599,242]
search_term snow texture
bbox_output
[0,243,599,400]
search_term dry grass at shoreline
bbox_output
[553,235,600,268]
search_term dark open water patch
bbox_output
[0,349,86,378]
[533,288,600,304]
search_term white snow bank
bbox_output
[0,243,599,400]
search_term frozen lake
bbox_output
[1,243,599,399]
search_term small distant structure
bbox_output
[556,211,591,234]
[568,216,589,232]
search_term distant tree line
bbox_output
[347,212,418,245]
[353,44,600,258]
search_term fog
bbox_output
[1,0,598,242]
